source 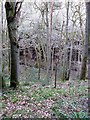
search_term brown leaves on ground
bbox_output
[1,80,88,119]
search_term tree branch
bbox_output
[14,0,24,16]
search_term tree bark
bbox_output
[5,1,22,88]
[54,62,57,88]
[1,1,6,88]
[80,2,88,80]
[80,56,87,80]
[85,2,90,115]
[62,2,70,80]
[86,2,90,80]
[46,2,50,84]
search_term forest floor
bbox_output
[1,79,89,119]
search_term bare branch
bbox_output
[14,0,24,16]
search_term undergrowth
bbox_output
[1,79,88,119]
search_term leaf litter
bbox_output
[1,80,89,119]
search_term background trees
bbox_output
[1,1,89,119]
[0,0,88,88]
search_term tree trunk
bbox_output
[5,1,22,88]
[1,1,6,88]
[50,1,54,77]
[80,3,88,80]
[46,2,50,84]
[86,2,90,80]
[80,56,87,80]
[85,2,90,115]
[10,42,19,88]
[54,62,57,88]
[62,2,70,80]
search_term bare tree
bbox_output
[45,2,50,83]
[1,0,6,88]
[86,2,90,81]
[62,2,70,80]
[5,0,23,88]
[85,1,90,115]
[80,4,88,80]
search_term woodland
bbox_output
[0,0,90,119]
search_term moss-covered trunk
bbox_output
[5,1,21,88]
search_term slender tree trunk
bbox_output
[80,14,88,80]
[50,1,54,77]
[38,56,41,80]
[37,45,41,80]
[86,2,90,80]
[54,62,57,88]
[79,3,87,80]
[62,2,69,80]
[46,1,54,84]
[69,41,73,80]
[69,22,76,80]
[46,2,50,84]
[1,1,6,88]
[88,49,90,80]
